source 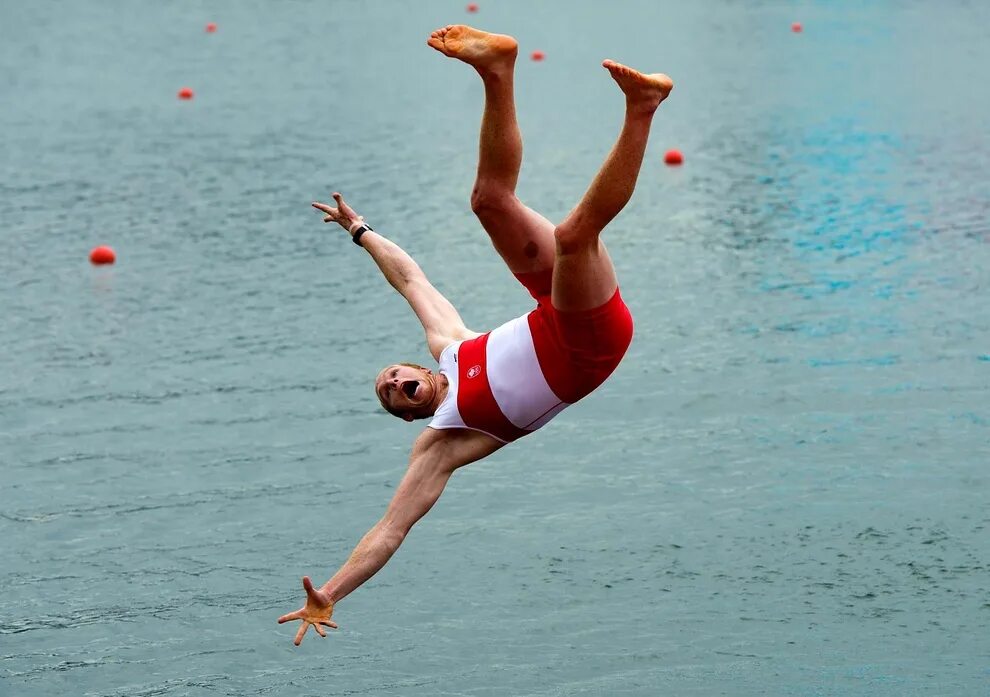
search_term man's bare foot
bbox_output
[602,60,674,115]
[427,25,518,73]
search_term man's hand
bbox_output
[277,576,338,646]
[312,192,363,236]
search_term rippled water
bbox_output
[2,1,988,695]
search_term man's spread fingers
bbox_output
[293,622,309,645]
[312,202,332,213]
[314,623,327,638]
[277,611,300,624]
[323,215,334,223]
[320,620,339,629]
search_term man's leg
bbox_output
[428,25,556,275]
[552,61,673,312]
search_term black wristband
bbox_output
[351,223,373,247]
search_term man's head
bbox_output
[375,362,442,421]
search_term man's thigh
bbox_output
[550,239,619,313]
[474,197,556,275]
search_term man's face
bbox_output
[375,364,433,420]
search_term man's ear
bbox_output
[402,413,414,422]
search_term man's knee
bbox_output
[470,184,516,218]
[553,221,599,255]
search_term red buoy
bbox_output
[664,149,683,166]
[466,3,478,12]
[177,87,194,100]
[791,22,802,33]
[530,50,545,62]
[89,246,116,265]
[205,22,217,33]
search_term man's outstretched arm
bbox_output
[312,193,475,359]
[323,444,452,604]
[277,430,458,645]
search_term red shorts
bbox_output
[514,268,634,404]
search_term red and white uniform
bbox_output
[428,271,635,443]
[429,313,570,443]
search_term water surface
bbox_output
[2,1,988,695]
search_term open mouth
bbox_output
[401,380,419,399]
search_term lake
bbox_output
[1,1,988,695]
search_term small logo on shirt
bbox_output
[467,364,481,379]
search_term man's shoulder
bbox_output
[446,328,484,347]
[414,426,503,467]
[431,329,484,363]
